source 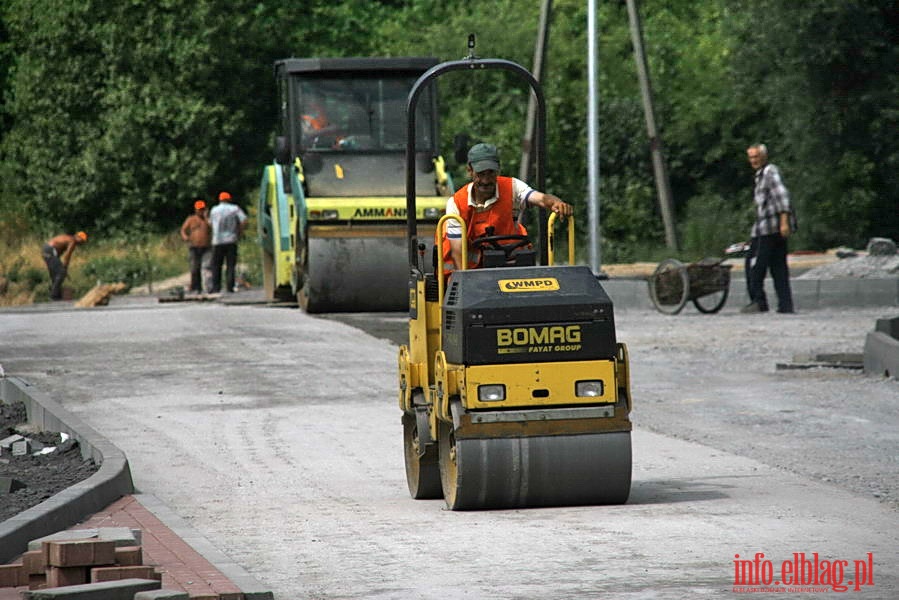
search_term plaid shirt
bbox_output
[751,163,792,237]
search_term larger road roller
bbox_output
[398,56,633,510]
[257,57,451,312]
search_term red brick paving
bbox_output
[1,494,243,600]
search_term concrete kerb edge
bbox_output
[0,375,135,564]
[599,277,899,311]
[863,331,899,378]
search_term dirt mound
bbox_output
[0,402,99,522]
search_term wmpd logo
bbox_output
[498,278,560,293]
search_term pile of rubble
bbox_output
[1,431,75,460]
[0,403,99,522]
[798,237,899,280]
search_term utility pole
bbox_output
[587,0,602,273]
[519,0,553,183]
[626,0,678,250]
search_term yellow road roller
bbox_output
[257,57,451,312]
[398,56,633,510]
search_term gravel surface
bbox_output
[3,267,898,598]
[0,401,98,521]
[1,294,897,599]
[797,253,899,279]
[338,304,899,512]
[612,306,899,512]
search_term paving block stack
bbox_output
[0,527,218,599]
[0,563,27,588]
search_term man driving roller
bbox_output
[443,142,573,272]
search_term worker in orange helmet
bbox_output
[41,231,88,300]
[180,198,212,294]
[209,191,247,294]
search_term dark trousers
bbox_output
[188,246,211,293]
[210,243,238,293]
[41,244,66,300]
[747,234,794,312]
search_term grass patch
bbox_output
[0,207,264,306]
[1,196,749,306]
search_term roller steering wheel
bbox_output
[470,234,531,263]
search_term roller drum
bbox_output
[440,427,631,510]
[302,235,409,312]
[402,413,442,499]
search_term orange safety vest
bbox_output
[442,176,527,273]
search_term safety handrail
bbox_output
[435,214,467,301]
[547,213,575,266]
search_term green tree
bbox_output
[727,0,899,248]
[1,0,238,233]
[0,0,410,234]
[3,0,895,257]
[375,0,754,260]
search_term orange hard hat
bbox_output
[218,191,231,201]
[75,231,88,242]
[194,200,206,210]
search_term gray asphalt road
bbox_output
[1,296,897,599]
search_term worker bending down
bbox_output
[41,231,88,300]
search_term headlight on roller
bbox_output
[478,384,506,402]
[423,207,444,218]
[575,380,604,397]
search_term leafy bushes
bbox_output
[3,257,45,287]
[82,255,150,291]
[681,193,752,259]
[1,0,896,268]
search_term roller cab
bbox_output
[258,57,450,312]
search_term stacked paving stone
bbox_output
[0,528,190,599]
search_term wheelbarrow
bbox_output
[647,257,732,315]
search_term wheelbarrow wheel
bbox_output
[692,286,729,313]
[648,258,689,315]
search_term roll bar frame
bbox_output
[405,56,547,272]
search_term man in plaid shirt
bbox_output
[741,143,795,314]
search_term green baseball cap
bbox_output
[467,143,500,173]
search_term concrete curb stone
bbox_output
[20,577,160,599]
[599,277,899,312]
[0,377,133,565]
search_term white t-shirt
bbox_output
[210,203,247,245]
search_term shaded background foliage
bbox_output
[729,0,899,250]
[0,0,896,261]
